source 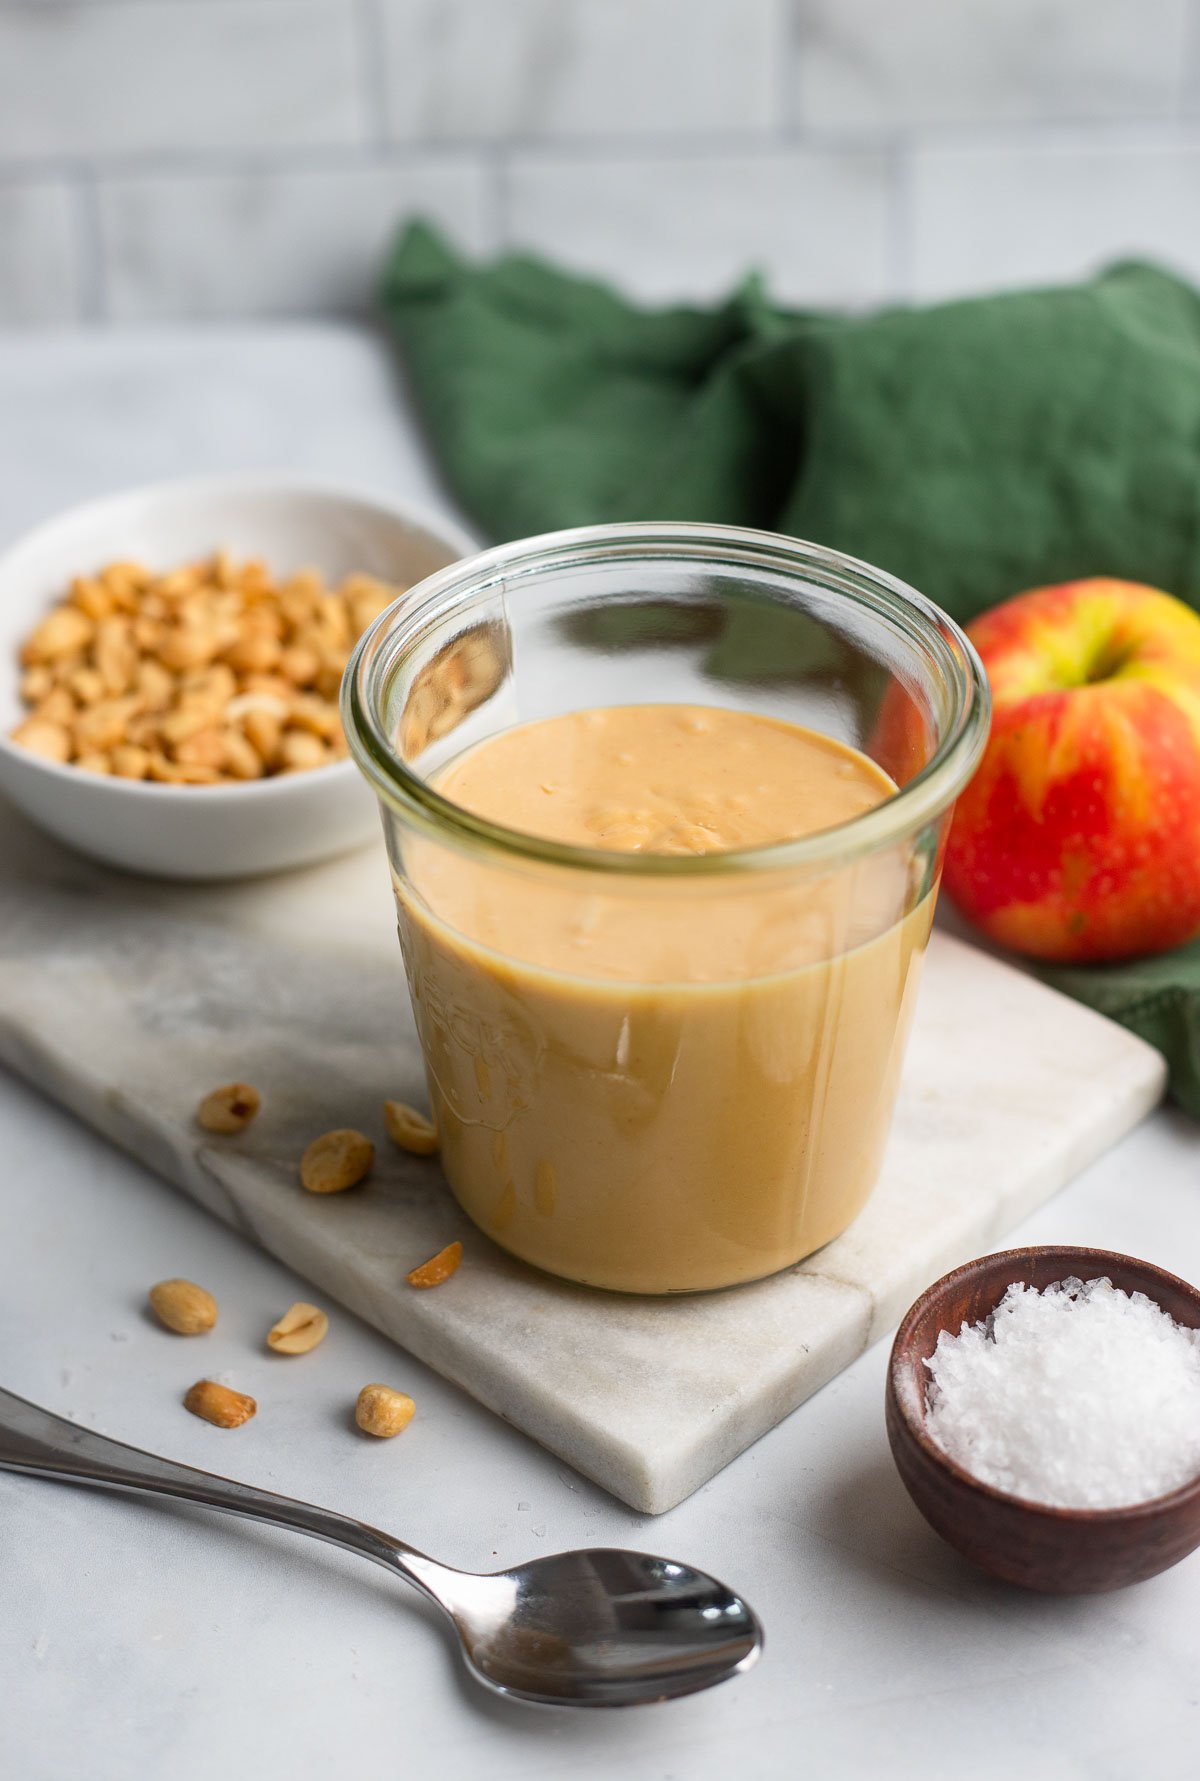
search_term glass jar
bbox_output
[344,524,989,1294]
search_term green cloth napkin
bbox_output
[381,221,1200,1114]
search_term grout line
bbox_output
[769,0,797,138]
[67,168,106,323]
[1180,0,1200,116]
[353,0,392,150]
[0,132,846,183]
[0,145,495,189]
[488,152,511,248]
[0,0,305,11]
[885,140,913,303]
[2,115,1200,190]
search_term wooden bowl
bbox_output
[886,1246,1200,1594]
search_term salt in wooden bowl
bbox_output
[886,1245,1200,1593]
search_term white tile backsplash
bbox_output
[0,182,79,325]
[0,1,365,161]
[910,134,1200,300]
[507,150,890,304]
[379,0,783,141]
[98,160,493,321]
[0,0,1197,324]
[791,0,1191,131]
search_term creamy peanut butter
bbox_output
[396,704,932,1293]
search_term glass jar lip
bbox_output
[343,522,991,878]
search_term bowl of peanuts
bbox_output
[0,476,475,878]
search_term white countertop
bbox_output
[1,326,1198,1781]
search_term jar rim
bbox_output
[343,522,991,878]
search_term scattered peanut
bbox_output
[8,554,406,781]
[183,1379,256,1429]
[267,1301,330,1355]
[300,1128,374,1194]
[355,1383,415,1438]
[383,1100,439,1156]
[406,1242,463,1290]
[148,1277,218,1335]
[196,1082,262,1134]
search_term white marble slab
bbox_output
[0,802,1166,1513]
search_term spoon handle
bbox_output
[0,1385,446,1600]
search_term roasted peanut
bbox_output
[310,595,350,650]
[355,1384,415,1438]
[406,1242,463,1289]
[149,1277,218,1335]
[237,672,294,701]
[183,1380,256,1429]
[274,642,315,687]
[157,626,220,673]
[224,631,281,675]
[226,687,288,719]
[179,663,237,707]
[124,711,161,748]
[172,727,228,770]
[287,693,341,741]
[132,615,165,654]
[135,658,175,708]
[32,686,77,727]
[19,665,53,704]
[111,743,151,780]
[93,616,137,695]
[70,577,115,621]
[343,575,394,635]
[220,727,263,781]
[383,1101,439,1156]
[73,696,138,754]
[11,717,71,762]
[65,665,104,706]
[21,605,93,664]
[146,753,221,785]
[267,1301,330,1355]
[101,560,149,599]
[196,1082,262,1134]
[240,707,282,766]
[278,730,328,772]
[158,702,214,747]
[313,644,351,702]
[158,566,203,599]
[300,1129,374,1194]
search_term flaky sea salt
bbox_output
[924,1276,1200,1509]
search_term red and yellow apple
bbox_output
[944,578,1200,963]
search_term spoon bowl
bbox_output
[452,1548,760,1706]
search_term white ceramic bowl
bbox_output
[0,476,475,879]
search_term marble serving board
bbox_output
[0,803,1167,1513]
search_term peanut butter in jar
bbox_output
[396,703,931,1294]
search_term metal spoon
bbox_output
[0,1386,761,1707]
